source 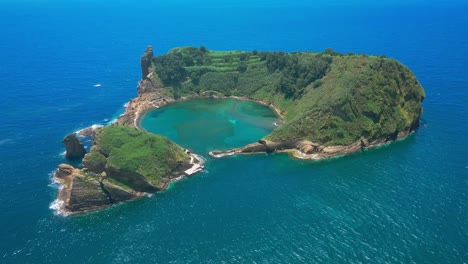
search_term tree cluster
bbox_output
[261,52,332,98]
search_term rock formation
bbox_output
[63,133,86,159]
[53,163,138,213]
[54,125,204,214]
[140,45,153,80]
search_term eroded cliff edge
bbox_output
[54,125,203,214]
[117,46,425,160]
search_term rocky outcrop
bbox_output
[53,154,204,214]
[55,164,75,179]
[210,134,412,160]
[104,165,160,193]
[140,45,153,80]
[66,174,116,212]
[117,79,174,128]
[53,164,140,214]
[81,146,106,173]
[117,47,176,128]
[53,125,205,215]
[63,134,86,159]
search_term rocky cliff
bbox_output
[54,125,203,214]
[63,133,86,159]
[140,45,153,80]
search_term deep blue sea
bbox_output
[1,1,467,263]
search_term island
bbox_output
[53,45,425,214]
[54,125,203,214]
[119,45,425,159]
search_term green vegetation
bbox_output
[88,125,187,185]
[151,47,425,145]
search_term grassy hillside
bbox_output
[87,125,187,185]
[151,47,425,145]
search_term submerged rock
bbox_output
[62,133,86,159]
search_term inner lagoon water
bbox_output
[1,0,467,263]
[141,98,279,153]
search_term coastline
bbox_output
[51,151,205,215]
[115,80,285,131]
[118,79,418,162]
[209,130,416,161]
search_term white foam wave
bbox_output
[49,199,69,216]
[93,84,102,87]
[75,124,104,135]
[209,151,235,158]
[48,170,69,216]
[107,119,118,125]
[48,170,60,186]
[172,175,185,182]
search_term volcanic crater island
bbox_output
[53,45,425,214]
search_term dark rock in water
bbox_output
[140,45,153,80]
[63,133,86,159]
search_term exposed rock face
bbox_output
[209,135,410,160]
[54,164,75,179]
[63,133,86,159]
[104,164,160,193]
[66,174,114,212]
[82,146,106,173]
[117,79,174,128]
[53,125,205,215]
[140,45,153,80]
[53,164,139,214]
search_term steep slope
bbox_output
[54,125,201,214]
[148,47,424,149]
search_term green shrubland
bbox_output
[151,47,425,145]
[89,125,187,184]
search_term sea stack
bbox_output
[140,45,153,80]
[63,133,86,159]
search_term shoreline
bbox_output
[209,130,415,161]
[117,79,418,162]
[51,152,205,216]
[115,79,285,131]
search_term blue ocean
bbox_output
[1,0,467,263]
